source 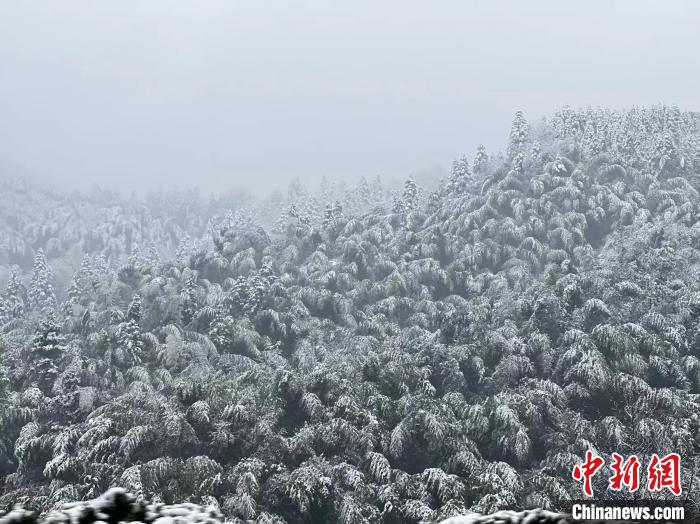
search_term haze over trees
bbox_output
[1,106,700,522]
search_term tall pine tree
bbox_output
[474,144,489,174]
[507,110,529,159]
[29,249,56,315]
[27,315,66,395]
[0,269,26,321]
[448,155,471,195]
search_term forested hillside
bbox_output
[1,106,699,523]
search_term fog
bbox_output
[0,1,698,195]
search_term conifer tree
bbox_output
[28,249,56,315]
[62,273,81,316]
[0,358,9,404]
[448,155,471,195]
[507,110,529,159]
[1,269,26,321]
[0,356,14,468]
[323,202,335,229]
[127,294,142,323]
[27,315,65,394]
[511,151,525,174]
[394,177,418,215]
[116,295,144,369]
[180,273,199,325]
[474,144,489,174]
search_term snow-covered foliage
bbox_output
[0,488,573,524]
[1,106,700,522]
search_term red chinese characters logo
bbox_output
[572,450,605,497]
[572,452,682,497]
[609,453,640,493]
[647,453,681,496]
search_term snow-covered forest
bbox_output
[1,106,699,522]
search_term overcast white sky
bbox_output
[0,1,698,195]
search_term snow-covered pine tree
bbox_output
[180,273,199,325]
[116,295,144,369]
[473,144,489,175]
[507,110,529,159]
[126,294,142,323]
[246,263,276,315]
[0,357,9,403]
[28,249,56,315]
[1,268,26,321]
[323,200,344,230]
[393,177,418,215]
[323,202,335,229]
[448,155,471,195]
[28,314,66,394]
[511,151,525,174]
[62,272,82,317]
